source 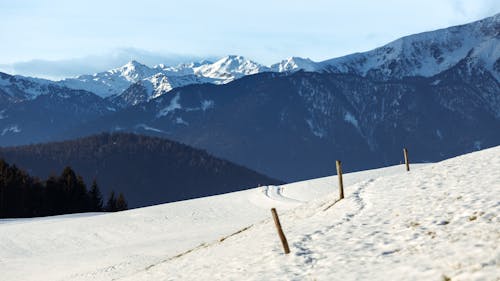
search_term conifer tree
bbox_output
[45,175,64,215]
[57,167,88,213]
[88,179,103,212]
[73,175,89,212]
[116,192,128,211]
[105,190,117,212]
[60,166,78,189]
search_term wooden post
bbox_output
[271,208,290,254]
[403,148,410,172]
[336,160,344,200]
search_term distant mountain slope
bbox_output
[0,133,282,207]
[0,71,116,146]
[0,71,74,101]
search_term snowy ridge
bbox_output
[59,56,268,100]
[0,72,61,100]
[1,146,499,280]
[319,13,500,81]
[59,60,157,98]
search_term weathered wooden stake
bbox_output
[271,208,290,254]
[403,148,410,172]
[336,160,344,200]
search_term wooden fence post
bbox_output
[336,160,344,200]
[403,148,410,172]
[271,208,290,254]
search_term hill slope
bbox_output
[0,146,497,280]
[0,133,282,207]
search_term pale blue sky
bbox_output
[0,0,499,79]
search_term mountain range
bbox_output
[0,13,498,182]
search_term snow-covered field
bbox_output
[1,147,499,281]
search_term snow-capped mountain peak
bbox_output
[270,57,319,72]
[109,60,155,82]
[194,55,270,80]
[120,59,145,70]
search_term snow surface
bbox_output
[1,147,499,280]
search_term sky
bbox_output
[0,0,499,80]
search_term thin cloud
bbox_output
[450,0,500,18]
[0,48,214,80]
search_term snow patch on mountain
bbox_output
[134,124,165,133]
[201,100,214,111]
[1,125,21,136]
[156,94,182,117]
[436,129,443,140]
[344,111,359,129]
[306,119,326,138]
[175,117,189,126]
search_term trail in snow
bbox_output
[291,178,373,271]
[262,185,304,204]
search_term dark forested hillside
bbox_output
[0,133,282,207]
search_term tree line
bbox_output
[0,158,127,218]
